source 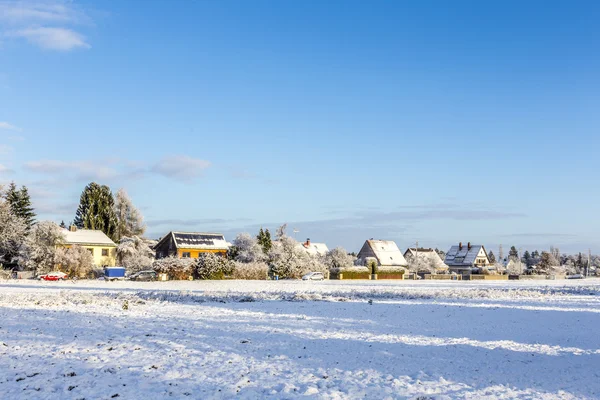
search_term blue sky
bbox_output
[0,0,598,254]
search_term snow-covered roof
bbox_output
[299,242,329,256]
[62,229,116,247]
[444,244,487,267]
[171,232,230,250]
[363,240,408,267]
[404,248,448,269]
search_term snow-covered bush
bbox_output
[268,235,327,279]
[152,256,194,280]
[194,253,234,280]
[228,233,266,263]
[231,261,269,280]
[18,221,64,275]
[117,236,154,273]
[56,245,94,278]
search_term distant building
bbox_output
[154,231,230,259]
[299,238,329,256]
[356,240,408,267]
[61,226,117,267]
[444,242,491,273]
[403,247,448,272]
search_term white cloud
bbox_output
[0,0,92,51]
[24,155,212,182]
[151,155,211,181]
[24,159,119,180]
[0,121,21,131]
[0,1,85,25]
[9,26,90,51]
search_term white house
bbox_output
[444,242,491,274]
[299,238,329,256]
[356,240,408,267]
[403,248,448,272]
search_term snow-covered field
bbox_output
[1,279,600,399]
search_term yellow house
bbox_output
[61,227,117,266]
[154,231,230,259]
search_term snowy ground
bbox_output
[1,279,600,399]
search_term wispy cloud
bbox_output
[0,121,21,131]
[23,155,212,183]
[147,217,253,228]
[0,144,13,155]
[0,0,92,51]
[8,26,89,51]
[0,163,14,174]
[151,155,211,181]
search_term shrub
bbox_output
[231,261,269,280]
[153,256,194,280]
[194,253,234,280]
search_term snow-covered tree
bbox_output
[117,235,154,273]
[18,221,65,274]
[194,253,234,280]
[56,245,94,278]
[0,196,27,267]
[268,234,327,279]
[113,189,146,241]
[152,256,195,280]
[324,247,354,270]
[405,252,439,274]
[229,232,267,263]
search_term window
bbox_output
[102,249,109,257]
[182,252,191,258]
[88,248,94,255]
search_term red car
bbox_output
[39,271,68,281]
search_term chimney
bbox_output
[69,225,77,232]
[459,242,462,250]
[305,238,311,248]
[468,242,471,250]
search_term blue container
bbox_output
[104,267,126,280]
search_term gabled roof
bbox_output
[156,231,230,250]
[444,244,488,267]
[360,240,408,267]
[62,229,116,247]
[299,242,329,256]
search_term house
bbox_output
[154,231,230,259]
[444,242,491,274]
[299,238,329,256]
[356,240,408,267]
[61,226,117,267]
[403,248,448,272]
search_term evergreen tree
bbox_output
[508,246,519,261]
[264,228,272,253]
[256,227,273,254]
[523,250,531,266]
[488,250,496,263]
[74,182,118,240]
[4,183,36,230]
[60,221,66,229]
